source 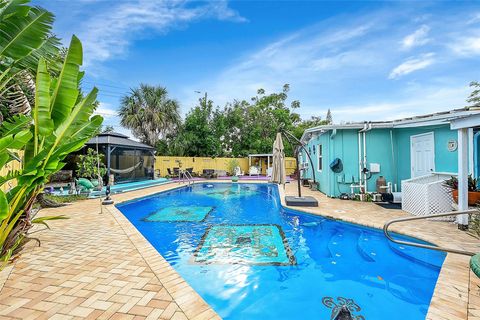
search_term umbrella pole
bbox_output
[295,147,302,198]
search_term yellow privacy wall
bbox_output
[0,152,23,192]
[155,156,297,177]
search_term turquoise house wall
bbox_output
[363,129,396,194]
[329,130,361,197]
[303,123,459,197]
[394,124,458,188]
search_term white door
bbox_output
[410,132,435,178]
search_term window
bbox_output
[317,144,323,172]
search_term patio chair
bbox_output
[267,167,273,177]
[234,166,244,176]
[167,168,173,176]
[249,166,260,176]
[173,167,180,176]
[202,169,215,179]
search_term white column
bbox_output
[469,128,474,176]
[457,128,469,226]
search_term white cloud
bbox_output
[401,25,430,49]
[451,36,480,56]
[94,102,118,118]
[304,85,470,122]
[78,0,245,65]
[388,53,435,79]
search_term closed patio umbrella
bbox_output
[271,132,286,185]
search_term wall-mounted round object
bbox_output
[447,139,458,152]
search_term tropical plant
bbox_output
[119,84,180,147]
[226,159,240,176]
[444,175,478,192]
[76,148,106,180]
[0,35,103,269]
[0,0,61,122]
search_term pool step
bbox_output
[388,242,444,270]
[327,230,359,262]
[356,232,377,262]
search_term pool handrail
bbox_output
[383,210,477,256]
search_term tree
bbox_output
[157,84,304,157]
[0,35,103,268]
[102,125,115,133]
[119,84,180,147]
[326,109,333,124]
[292,116,329,140]
[76,148,106,179]
[180,97,222,157]
[467,81,480,107]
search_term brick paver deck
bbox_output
[0,180,479,319]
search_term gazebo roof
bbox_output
[85,132,155,150]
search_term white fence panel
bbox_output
[402,172,456,221]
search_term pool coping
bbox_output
[105,197,220,320]
[14,179,474,320]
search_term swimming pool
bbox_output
[117,183,445,320]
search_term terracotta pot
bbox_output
[452,189,480,206]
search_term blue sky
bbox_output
[35,0,480,134]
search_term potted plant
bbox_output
[444,175,480,206]
[227,159,240,182]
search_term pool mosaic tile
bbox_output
[144,206,214,222]
[193,224,296,265]
[198,185,259,199]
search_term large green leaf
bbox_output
[16,34,60,73]
[0,129,31,152]
[33,58,53,139]
[0,190,8,221]
[0,6,54,64]
[0,0,30,22]
[49,35,82,126]
[0,114,31,136]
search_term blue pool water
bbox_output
[117,183,446,320]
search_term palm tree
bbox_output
[119,84,181,147]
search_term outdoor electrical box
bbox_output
[369,163,381,173]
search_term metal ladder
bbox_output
[179,170,194,186]
[383,209,477,256]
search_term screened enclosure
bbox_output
[81,132,155,184]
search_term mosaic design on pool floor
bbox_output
[198,185,259,199]
[193,224,296,265]
[322,296,365,320]
[143,206,214,222]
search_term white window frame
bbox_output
[317,144,323,172]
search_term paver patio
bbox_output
[0,180,479,319]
